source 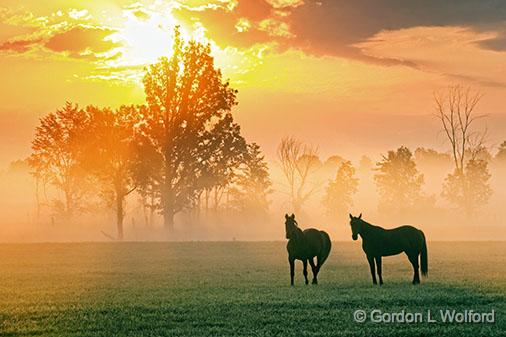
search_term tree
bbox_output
[136,27,244,232]
[442,159,492,215]
[374,146,425,215]
[322,155,345,177]
[414,147,452,167]
[358,155,373,173]
[29,102,94,220]
[496,141,506,163]
[434,85,492,213]
[197,113,247,213]
[85,105,140,240]
[322,161,358,217]
[434,84,485,173]
[277,136,320,213]
[229,143,272,216]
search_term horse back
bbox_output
[367,225,425,256]
[287,228,330,260]
[303,228,331,256]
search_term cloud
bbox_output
[168,0,506,67]
[258,18,294,38]
[45,25,119,56]
[0,37,42,52]
[265,0,304,9]
[355,26,506,87]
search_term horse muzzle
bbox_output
[352,234,358,241]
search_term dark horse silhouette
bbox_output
[285,214,332,286]
[349,213,428,285]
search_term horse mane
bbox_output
[288,220,304,241]
[358,218,384,232]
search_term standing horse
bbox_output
[349,213,428,285]
[285,214,332,286]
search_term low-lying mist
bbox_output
[1,150,505,242]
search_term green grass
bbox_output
[0,242,504,336]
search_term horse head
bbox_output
[285,213,299,239]
[349,213,363,240]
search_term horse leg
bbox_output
[408,253,420,285]
[289,257,295,286]
[302,259,309,285]
[309,258,318,284]
[367,255,377,285]
[375,256,383,285]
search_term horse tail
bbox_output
[319,231,332,266]
[420,230,428,277]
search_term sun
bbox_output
[102,6,261,86]
[108,10,182,67]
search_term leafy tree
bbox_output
[29,102,94,219]
[84,105,140,239]
[442,159,492,215]
[322,155,345,177]
[197,113,247,213]
[496,141,506,163]
[229,143,272,215]
[414,147,452,167]
[374,146,425,215]
[322,161,358,217]
[136,28,244,232]
[358,155,373,173]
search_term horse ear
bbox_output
[358,213,362,219]
[285,214,289,220]
[290,213,295,219]
[349,214,353,220]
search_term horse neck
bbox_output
[359,220,378,240]
[290,227,305,244]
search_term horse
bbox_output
[285,214,332,286]
[349,213,428,285]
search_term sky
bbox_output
[1,0,506,166]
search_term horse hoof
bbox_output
[312,280,318,285]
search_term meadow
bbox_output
[0,241,504,336]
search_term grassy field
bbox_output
[0,242,504,336]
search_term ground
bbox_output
[0,242,504,336]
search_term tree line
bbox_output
[29,28,271,239]
[27,29,504,239]
[278,85,502,220]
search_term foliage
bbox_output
[414,147,452,168]
[29,102,95,219]
[84,105,141,239]
[322,161,358,217]
[374,146,426,214]
[358,155,373,173]
[442,159,492,215]
[495,140,506,163]
[228,143,272,216]
[135,27,246,230]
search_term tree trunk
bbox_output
[64,188,73,222]
[164,211,174,232]
[116,192,124,240]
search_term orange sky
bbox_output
[1,0,506,166]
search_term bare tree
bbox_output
[434,84,485,172]
[435,85,492,215]
[277,137,320,213]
